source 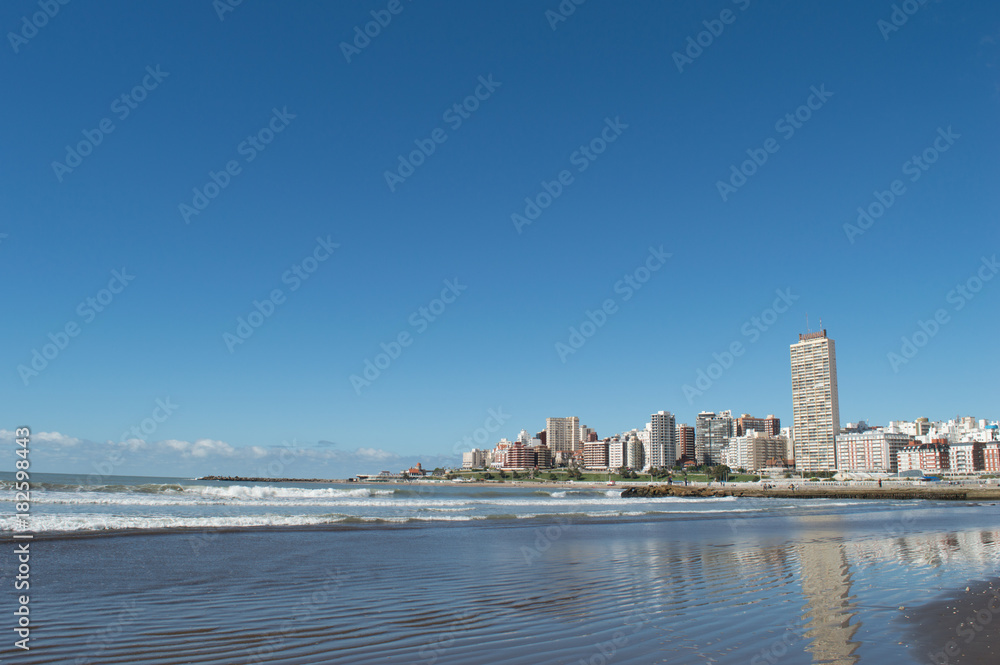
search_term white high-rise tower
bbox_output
[790,330,840,472]
[647,411,677,469]
[546,417,580,453]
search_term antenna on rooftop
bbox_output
[818,317,823,331]
[805,313,810,332]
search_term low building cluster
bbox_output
[459,415,999,476]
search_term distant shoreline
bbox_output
[196,475,1000,500]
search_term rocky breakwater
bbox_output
[620,485,727,498]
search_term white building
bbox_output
[780,426,795,462]
[695,410,734,466]
[462,449,489,469]
[790,330,840,472]
[948,441,984,473]
[626,434,645,470]
[489,439,513,469]
[608,436,626,469]
[647,411,677,469]
[546,417,580,453]
[835,430,910,474]
[724,431,788,472]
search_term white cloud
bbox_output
[0,429,81,447]
[355,447,398,461]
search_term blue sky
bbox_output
[3,0,999,477]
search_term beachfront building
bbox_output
[888,418,932,437]
[497,441,553,469]
[608,437,626,469]
[505,442,534,469]
[736,414,780,437]
[723,431,788,472]
[835,429,910,474]
[896,441,950,474]
[781,426,795,463]
[583,441,609,469]
[790,330,840,472]
[462,449,489,469]
[984,442,1000,473]
[580,425,596,443]
[489,439,511,469]
[676,424,695,464]
[626,434,644,470]
[546,417,580,454]
[695,410,734,466]
[920,417,1000,444]
[948,441,984,473]
[647,411,677,469]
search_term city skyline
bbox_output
[8,326,997,477]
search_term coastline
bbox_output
[197,475,1000,501]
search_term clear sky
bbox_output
[3,0,999,478]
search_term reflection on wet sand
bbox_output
[797,516,861,664]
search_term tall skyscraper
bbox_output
[648,411,677,468]
[546,417,580,453]
[790,330,840,472]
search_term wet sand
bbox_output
[903,578,1000,664]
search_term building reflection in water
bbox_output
[796,516,861,664]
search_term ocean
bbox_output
[2,473,999,664]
